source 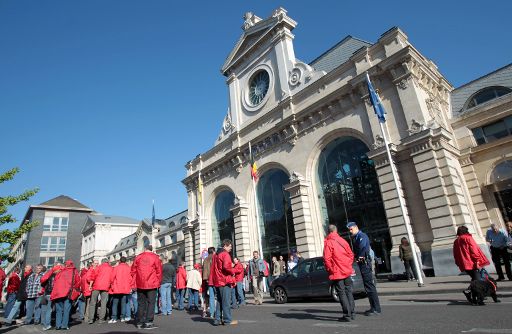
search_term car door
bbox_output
[285,260,313,297]
[309,258,331,297]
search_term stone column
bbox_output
[230,196,252,262]
[284,172,318,258]
[182,223,194,269]
[192,218,208,264]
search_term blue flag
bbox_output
[366,73,386,123]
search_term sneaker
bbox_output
[98,320,106,324]
[137,324,144,329]
[88,320,94,325]
[143,323,158,330]
[108,319,117,324]
[213,320,221,326]
[124,317,131,322]
[364,310,381,316]
[42,326,52,331]
[225,320,238,325]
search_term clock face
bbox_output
[248,70,270,106]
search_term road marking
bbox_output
[313,323,359,328]
[461,329,512,333]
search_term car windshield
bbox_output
[290,261,312,277]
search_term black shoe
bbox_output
[351,314,356,320]
[143,323,158,330]
[364,310,381,316]
[338,316,351,322]
[463,290,472,303]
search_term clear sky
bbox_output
[1,0,511,226]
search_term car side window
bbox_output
[291,261,311,277]
[313,259,325,272]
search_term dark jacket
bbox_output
[16,270,32,301]
[161,263,176,284]
[202,254,214,281]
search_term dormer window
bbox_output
[465,86,511,110]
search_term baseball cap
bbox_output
[346,222,357,228]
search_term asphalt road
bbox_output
[2,293,512,334]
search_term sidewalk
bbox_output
[376,275,512,296]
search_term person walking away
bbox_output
[160,258,175,316]
[87,258,113,324]
[131,244,162,330]
[175,263,187,311]
[43,260,80,330]
[109,257,132,323]
[324,224,355,322]
[202,247,216,318]
[399,237,418,281]
[454,225,490,281]
[231,258,245,308]
[486,223,512,281]
[3,267,21,321]
[210,239,237,326]
[347,222,382,316]
[40,262,62,331]
[186,264,202,312]
[248,251,265,305]
[4,265,32,326]
[25,264,45,325]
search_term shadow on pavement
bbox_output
[389,298,470,306]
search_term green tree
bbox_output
[0,167,39,261]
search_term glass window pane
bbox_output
[483,121,508,142]
[472,127,486,145]
[474,88,497,105]
[43,217,52,231]
[61,218,68,231]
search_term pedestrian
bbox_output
[210,239,237,326]
[231,257,245,308]
[278,255,286,274]
[4,264,32,326]
[485,223,512,281]
[160,257,175,316]
[43,260,80,330]
[287,255,296,271]
[131,244,162,330]
[202,247,216,319]
[109,256,132,323]
[3,267,20,321]
[0,261,6,305]
[125,259,137,322]
[186,263,202,312]
[40,262,62,331]
[454,225,490,281]
[324,224,355,322]
[79,263,92,322]
[296,252,304,264]
[399,237,417,281]
[87,258,113,324]
[271,256,281,280]
[347,222,382,316]
[247,250,265,305]
[175,262,187,311]
[25,264,45,325]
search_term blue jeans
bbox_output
[4,293,17,319]
[187,289,198,309]
[160,283,172,314]
[24,297,41,324]
[176,289,186,310]
[6,300,22,323]
[208,286,216,317]
[236,282,245,305]
[126,291,138,320]
[215,286,232,324]
[40,295,52,328]
[111,294,127,320]
[55,298,72,329]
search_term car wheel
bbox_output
[274,287,288,304]
[330,285,340,302]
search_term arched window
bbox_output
[490,160,512,184]
[211,190,235,249]
[180,217,187,225]
[169,221,175,228]
[465,86,511,110]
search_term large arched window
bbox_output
[465,86,511,110]
[211,190,235,249]
[490,160,512,222]
[317,136,390,272]
[257,169,296,260]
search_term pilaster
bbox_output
[230,196,252,262]
[182,223,194,269]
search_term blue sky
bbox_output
[1,0,511,226]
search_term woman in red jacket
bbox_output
[175,263,187,310]
[453,225,490,281]
[109,257,132,323]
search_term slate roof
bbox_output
[309,36,372,73]
[38,195,92,211]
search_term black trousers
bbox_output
[137,289,157,325]
[358,261,381,313]
[333,277,354,317]
[490,246,512,279]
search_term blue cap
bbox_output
[346,222,357,228]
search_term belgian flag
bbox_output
[249,142,259,182]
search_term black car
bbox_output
[270,257,365,304]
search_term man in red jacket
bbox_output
[131,244,162,330]
[109,256,132,323]
[324,224,355,322]
[87,258,113,324]
[210,239,237,326]
[175,263,187,310]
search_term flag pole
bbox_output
[366,73,424,287]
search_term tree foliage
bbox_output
[0,167,39,261]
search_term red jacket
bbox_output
[110,263,132,294]
[323,232,354,280]
[233,262,244,283]
[453,234,490,272]
[80,268,92,297]
[210,249,235,287]
[176,266,187,289]
[0,268,5,300]
[42,261,80,301]
[89,263,113,291]
[7,272,21,294]
[131,251,162,290]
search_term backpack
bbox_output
[263,260,269,277]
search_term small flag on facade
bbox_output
[249,142,259,182]
[366,72,387,123]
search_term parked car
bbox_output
[270,256,365,304]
